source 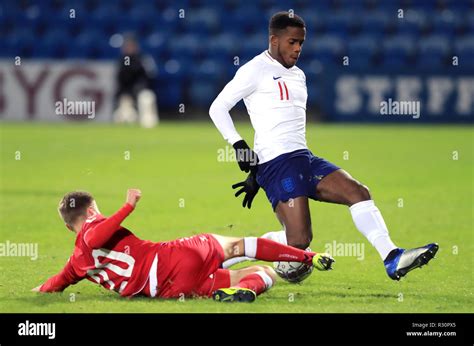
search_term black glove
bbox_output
[232,171,260,209]
[233,140,259,173]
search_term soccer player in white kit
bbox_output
[209,12,438,281]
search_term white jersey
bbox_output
[209,50,308,164]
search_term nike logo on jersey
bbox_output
[273,76,282,80]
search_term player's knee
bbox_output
[287,232,312,250]
[362,185,371,199]
[261,265,278,284]
[358,184,371,201]
[347,183,371,205]
[291,240,311,250]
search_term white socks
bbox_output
[221,255,253,269]
[255,270,274,289]
[350,200,397,260]
[222,200,397,269]
[221,231,287,269]
[223,201,396,268]
[243,237,257,258]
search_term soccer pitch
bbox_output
[0,122,472,313]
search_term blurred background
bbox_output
[0,0,473,123]
[0,1,472,315]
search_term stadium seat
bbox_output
[430,9,461,35]
[161,57,193,79]
[5,25,36,57]
[97,43,120,60]
[229,6,262,33]
[301,11,325,34]
[156,79,183,109]
[240,33,268,58]
[186,8,220,35]
[194,59,226,81]
[167,33,204,60]
[305,34,344,66]
[417,34,450,68]
[206,32,241,57]
[382,34,416,67]
[392,9,427,36]
[0,41,17,58]
[144,32,168,57]
[442,0,473,11]
[189,79,219,108]
[34,28,70,58]
[360,11,392,38]
[373,0,402,13]
[454,36,474,67]
[325,10,359,38]
[466,10,474,34]
[189,79,219,109]
[298,59,323,80]
[410,0,440,10]
[91,2,122,21]
[347,35,379,68]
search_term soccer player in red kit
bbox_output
[32,189,334,302]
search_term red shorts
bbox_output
[150,234,231,298]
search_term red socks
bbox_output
[244,237,315,266]
[235,272,270,295]
[230,238,316,296]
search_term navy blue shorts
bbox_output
[256,149,340,210]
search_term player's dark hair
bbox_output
[269,11,305,35]
[58,191,94,226]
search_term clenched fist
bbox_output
[126,188,142,208]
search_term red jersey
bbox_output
[40,203,161,297]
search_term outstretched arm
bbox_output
[33,258,81,293]
[84,189,141,249]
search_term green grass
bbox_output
[0,122,472,313]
